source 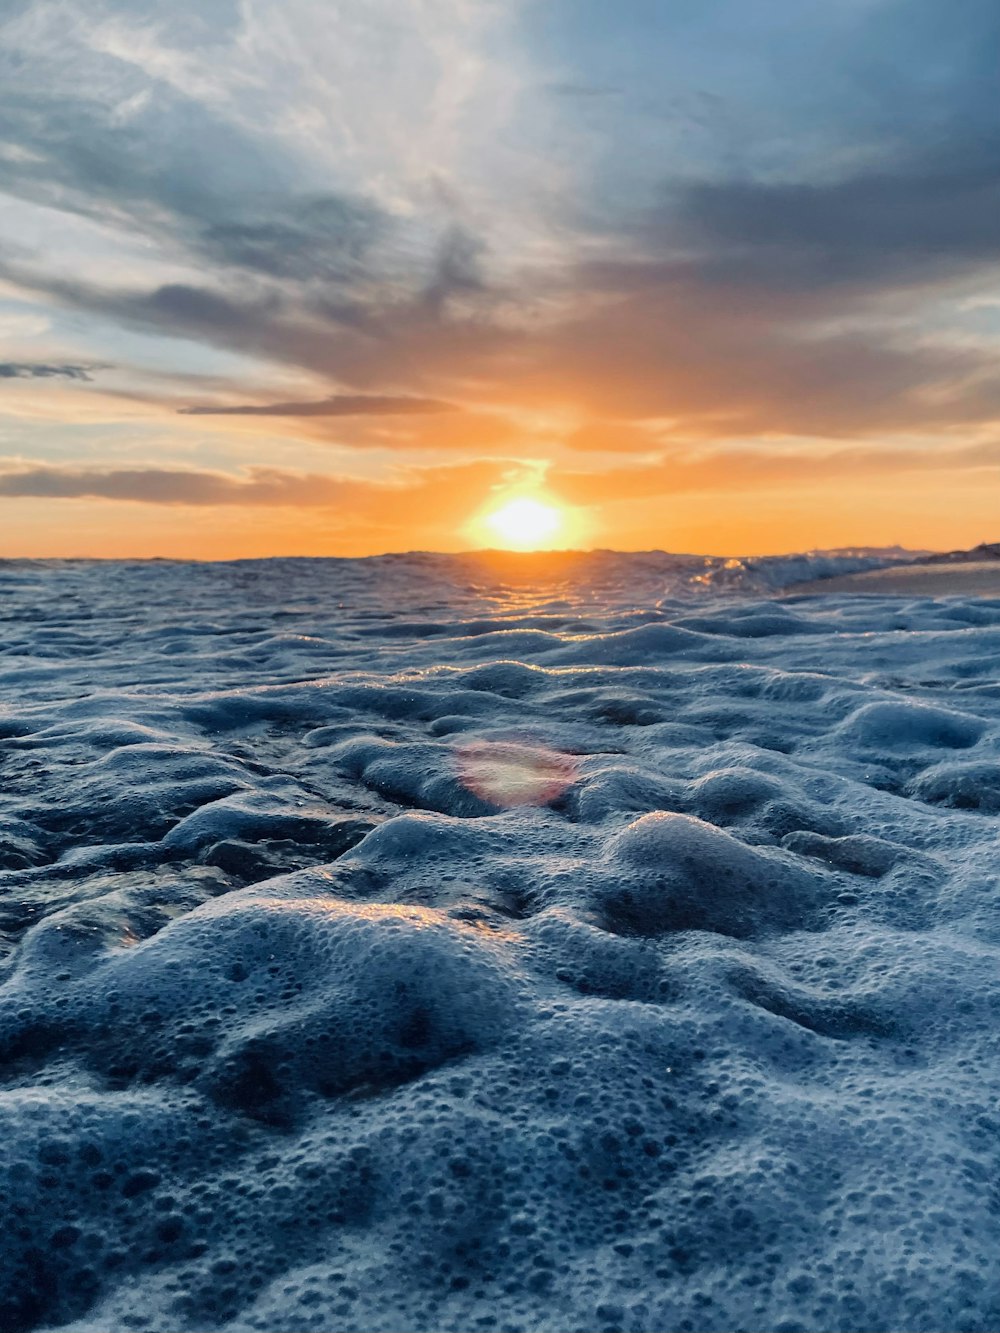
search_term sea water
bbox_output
[1,551,999,1332]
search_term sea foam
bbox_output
[1,551,999,1332]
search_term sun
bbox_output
[481,497,564,550]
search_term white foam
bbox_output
[1,553,999,1331]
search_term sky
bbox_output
[0,0,998,557]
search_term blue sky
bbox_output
[0,0,997,555]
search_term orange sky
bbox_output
[0,438,996,559]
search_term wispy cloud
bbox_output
[0,464,351,506]
[0,362,105,381]
[0,459,525,531]
[181,394,458,417]
[551,440,1000,505]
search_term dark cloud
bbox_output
[661,0,1000,297]
[181,394,458,417]
[0,362,103,381]
[0,264,317,371]
[195,195,386,284]
[676,149,1000,291]
[0,465,351,506]
[0,256,504,401]
[143,283,284,332]
[419,225,490,315]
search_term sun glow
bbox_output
[480,497,564,550]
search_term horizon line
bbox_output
[0,542,950,566]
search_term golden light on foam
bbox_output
[455,739,578,808]
[478,496,564,550]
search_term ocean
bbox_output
[2,550,999,1332]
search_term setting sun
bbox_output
[481,497,564,550]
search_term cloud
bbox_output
[649,0,1000,304]
[0,464,351,506]
[675,151,1000,293]
[563,421,676,453]
[0,69,390,294]
[0,362,103,381]
[476,263,1000,437]
[0,6,505,320]
[8,239,995,444]
[195,196,386,284]
[550,439,1000,504]
[181,394,459,417]
[7,225,1000,446]
[3,439,995,516]
[0,254,512,409]
[419,225,490,315]
[0,459,526,533]
[2,0,1000,480]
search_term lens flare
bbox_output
[455,739,578,808]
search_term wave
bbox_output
[1,552,998,1332]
